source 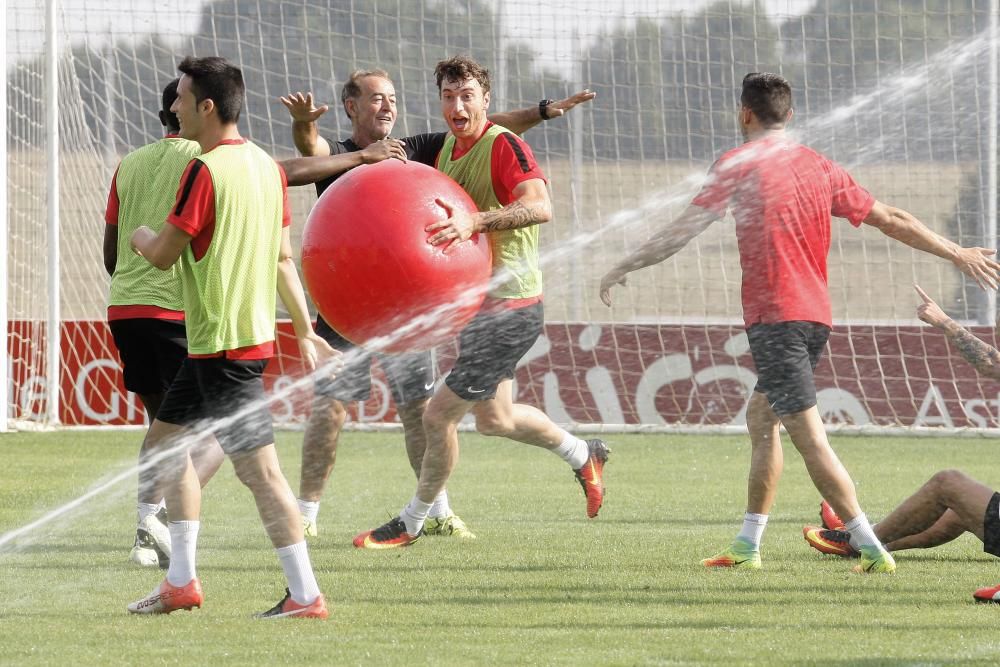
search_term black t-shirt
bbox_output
[314,132,448,197]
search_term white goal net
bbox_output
[4,0,999,431]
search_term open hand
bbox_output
[279,91,329,123]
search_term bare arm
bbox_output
[488,89,596,134]
[914,284,1000,380]
[280,92,332,157]
[425,178,552,253]
[599,205,720,306]
[103,224,118,276]
[864,200,1000,289]
[278,138,406,186]
[130,224,192,270]
[275,227,338,372]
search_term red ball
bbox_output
[301,159,491,353]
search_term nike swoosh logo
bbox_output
[467,387,486,394]
[424,382,435,391]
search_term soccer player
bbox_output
[599,72,1000,574]
[280,70,596,540]
[353,55,609,549]
[104,79,225,569]
[803,285,1000,601]
[126,56,337,618]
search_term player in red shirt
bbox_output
[600,72,1000,574]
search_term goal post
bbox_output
[4,0,999,433]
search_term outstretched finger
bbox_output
[913,283,934,304]
[434,197,454,216]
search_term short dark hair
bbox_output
[740,72,792,127]
[177,56,244,124]
[159,78,180,132]
[340,69,393,119]
[434,55,490,95]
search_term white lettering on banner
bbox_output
[76,359,122,422]
[816,389,871,425]
[636,354,693,425]
[914,384,954,428]
[19,375,47,420]
[270,375,296,424]
[962,399,990,428]
[580,326,625,424]
[357,379,389,422]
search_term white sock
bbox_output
[428,490,452,519]
[400,496,433,536]
[551,430,589,469]
[297,498,320,524]
[844,513,882,550]
[276,541,321,605]
[737,512,768,549]
[165,521,199,587]
[137,502,160,525]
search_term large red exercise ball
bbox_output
[301,159,491,353]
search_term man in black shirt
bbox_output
[280,69,594,539]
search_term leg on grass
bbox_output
[745,391,784,515]
[298,395,347,503]
[876,470,993,549]
[398,398,430,475]
[231,444,303,547]
[418,387,472,504]
[780,405,862,522]
[472,379,565,450]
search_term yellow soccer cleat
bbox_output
[424,514,476,539]
[701,537,762,569]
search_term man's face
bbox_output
[171,75,203,141]
[440,76,489,142]
[349,76,397,142]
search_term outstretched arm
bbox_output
[488,89,596,134]
[599,204,719,306]
[914,284,1000,380]
[864,201,1000,290]
[280,91,332,157]
[278,138,406,186]
[275,227,339,373]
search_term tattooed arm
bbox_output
[425,178,551,253]
[915,284,1000,380]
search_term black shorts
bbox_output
[313,316,434,405]
[983,492,1000,557]
[109,318,187,395]
[156,357,274,455]
[445,302,543,401]
[746,321,830,417]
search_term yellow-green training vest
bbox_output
[437,125,542,300]
[180,140,283,355]
[109,136,200,312]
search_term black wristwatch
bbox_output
[539,98,555,120]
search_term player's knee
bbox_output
[929,469,968,496]
[311,395,347,430]
[397,400,428,428]
[475,414,515,437]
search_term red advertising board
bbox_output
[6,320,998,428]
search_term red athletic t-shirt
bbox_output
[691,135,875,328]
[166,138,292,359]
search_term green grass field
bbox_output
[2,430,1000,666]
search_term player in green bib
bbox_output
[126,56,337,619]
[104,79,226,569]
[354,55,610,550]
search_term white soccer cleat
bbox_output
[129,509,171,568]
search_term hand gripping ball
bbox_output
[301,159,491,353]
